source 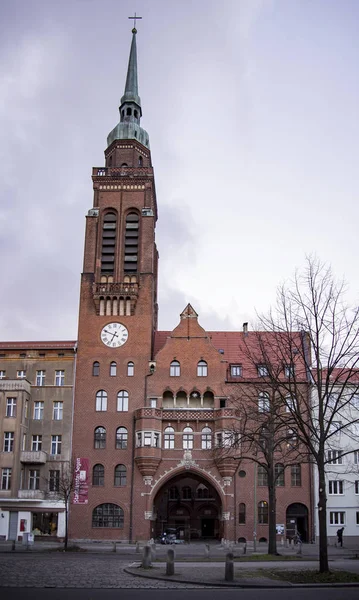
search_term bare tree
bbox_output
[253,257,359,572]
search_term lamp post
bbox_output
[253,462,257,552]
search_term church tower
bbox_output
[70,27,158,541]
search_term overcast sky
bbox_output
[0,0,358,341]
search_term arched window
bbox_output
[197,484,209,498]
[138,155,143,166]
[101,212,117,274]
[201,427,212,449]
[94,426,106,449]
[96,390,107,412]
[169,486,178,500]
[258,501,269,524]
[93,361,100,376]
[116,427,128,449]
[182,486,192,500]
[92,464,104,486]
[117,391,128,412]
[110,361,117,377]
[258,465,268,486]
[114,464,127,486]
[126,107,132,116]
[134,109,138,118]
[92,503,124,528]
[124,212,139,273]
[258,392,270,412]
[127,361,134,376]
[164,426,175,449]
[170,360,180,377]
[275,463,285,486]
[183,426,193,450]
[197,360,208,377]
[238,503,246,524]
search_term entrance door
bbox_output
[201,518,214,538]
[8,511,18,540]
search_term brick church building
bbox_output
[0,28,313,544]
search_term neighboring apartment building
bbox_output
[0,342,75,540]
[314,371,359,543]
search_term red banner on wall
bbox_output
[72,457,89,504]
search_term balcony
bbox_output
[20,451,47,464]
[0,379,31,393]
[92,166,153,179]
[18,490,45,500]
[135,407,239,421]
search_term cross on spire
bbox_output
[128,12,142,32]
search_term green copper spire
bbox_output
[107,28,150,149]
[121,29,141,110]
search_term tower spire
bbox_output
[107,27,150,149]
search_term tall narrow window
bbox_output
[36,370,46,386]
[257,465,268,486]
[117,391,129,412]
[6,398,16,417]
[29,469,40,490]
[93,362,100,376]
[258,392,270,412]
[197,360,208,376]
[94,427,106,449]
[114,464,127,486]
[238,503,246,524]
[31,435,42,451]
[127,361,134,376]
[124,212,139,273]
[164,427,175,449]
[93,464,104,486]
[170,360,180,376]
[96,390,107,411]
[1,467,12,490]
[53,401,63,421]
[101,212,117,274]
[55,370,65,386]
[4,433,14,452]
[201,427,212,449]
[51,435,62,455]
[33,401,44,420]
[49,470,60,492]
[110,362,117,376]
[183,427,194,450]
[275,463,285,486]
[258,501,268,524]
[291,464,301,486]
[116,427,128,449]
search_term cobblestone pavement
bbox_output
[0,554,206,589]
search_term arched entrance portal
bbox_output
[153,472,222,541]
[286,503,309,542]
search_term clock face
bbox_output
[100,323,129,348]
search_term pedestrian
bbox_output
[337,527,344,547]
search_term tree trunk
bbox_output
[317,459,329,572]
[267,468,277,555]
[64,502,68,551]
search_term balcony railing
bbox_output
[92,166,153,178]
[18,490,45,500]
[20,451,47,464]
[0,379,31,393]
[135,407,239,420]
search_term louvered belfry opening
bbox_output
[124,212,139,273]
[101,212,117,274]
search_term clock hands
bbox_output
[103,329,119,341]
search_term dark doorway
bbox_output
[201,518,214,538]
[286,503,309,542]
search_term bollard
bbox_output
[291,539,294,548]
[11,540,16,552]
[112,542,116,553]
[166,548,175,576]
[150,542,156,561]
[243,543,247,555]
[225,552,234,582]
[135,541,140,553]
[142,545,152,569]
[286,539,289,548]
[296,542,302,556]
[204,544,210,559]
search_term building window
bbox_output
[124,212,139,273]
[169,486,179,500]
[96,390,107,411]
[127,361,134,376]
[29,469,40,490]
[144,432,152,446]
[354,480,359,495]
[201,427,212,449]
[258,392,270,412]
[257,465,268,486]
[291,464,301,486]
[6,398,16,417]
[114,464,127,486]
[101,211,117,274]
[4,432,14,452]
[275,463,285,486]
[170,360,180,377]
[0,370,6,379]
[150,398,157,408]
[51,435,62,455]
[17,370,26,379]
[238,503,246,524]
[110,362,117,376]
[183,427,194,450]
[328,480,344,495]
[117,390,129,412]
[49,470,60,492]
[55,370,65,386]
[116,427,128,449]
[327,450,343,464]
[36,370,46,386]
[197,484,209,499]
[1,467,12,490]
[182,486,192,500]
[33,401,44,420]
[92,503,124,528]
[197,360,208,376]
[93,464,104,486]
[287,428,298,447]
[257,365,269,377]
[31,435,42,451]
[230,365,242,377]
[284,364,295,378]
[329,511,345,525]
[258,501,269,524]
[285,395,297,412]
[53,401,63,421]
[93,362,100,376]
[164,426,175,449]
[94,426,106,449]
